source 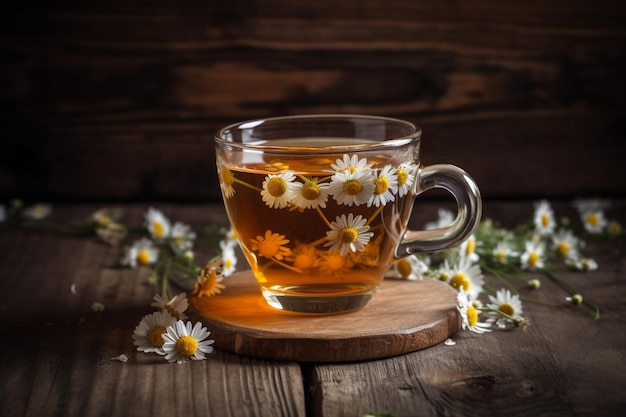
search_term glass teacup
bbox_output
[215,114,481,313]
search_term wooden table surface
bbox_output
[1,201,625,417]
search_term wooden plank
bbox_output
[308,204,626,417]
[1,1,625,201]
[0,205,306,417]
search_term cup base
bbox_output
[260,284,377,314]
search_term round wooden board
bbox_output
[189,271,461,362]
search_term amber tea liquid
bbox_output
[218,142,416,313]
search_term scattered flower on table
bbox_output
[151,293,189,320]
[133,310,177,355]
[170,221,196,254]
[145,207,171,241]
[191,262,226,298]
[162,320,215,364]
[533,199,556,236]
[424,208,455,230]
[22,203,52,220]
[120,238,159,268]
[520,240,546,270]
[457,289,491,334]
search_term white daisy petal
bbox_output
[324,213,374,256]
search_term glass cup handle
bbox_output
[395,164,482,258]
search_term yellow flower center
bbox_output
[467,305,478,327]
[152,221,165,238]
[496,250,506,263]
[450,272,470,291]
[541,213,550,228]
[374,176,389,195]
[325,254,345,270]
[608,221,622,235]
[397,167,408,187]
[343,179,363,196]
[267,177,287,197]
[439,271,449,281]
[294,254,315,269]
[465,238,476,256]
[224,258,233,270]
[258,239,280,258]
[338,227,359,244]
[148,326,167,347]
[498,303,514,316]
[175,335,198,357]
[301,181,321,200]
[136,249,151,265]
[528,251,539,267]
[397,259,412,278]
[221,167,235,186]
[585,213,599,226]
[556,241,570,257]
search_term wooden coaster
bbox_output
[189,271,461,362]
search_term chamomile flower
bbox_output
[218,165,237,199]
[492,241,520,264]
[520,240,545,270]
[551,228,581,259]
[319,252,353,276]
[533,200,556,236]
[573,197,611,214]
[330,154,372,173]
[290,244,319,270]
[220,227,239,251]
[121,238,159,268]
[396,162,417,198]
[132,310,177,355]
[291,177,331,209]
[486,289,524,320]
[151,293,189,320]
[250,230,292,260]
[329,169,376,207]
[434,259,453,282]
[368,165,398,207]
[221,246,238,276]
[389,255,429,280]
[565,256,598,271]
[446,256,484,298]
[607,221,622,236]
[145,207,171,240]
[325,213,374,256]
[23,203,52,220]
[580,210,607,234]
[162,320,215,363]
[260,171,298,209]
[459,234,480,263]
[425,208,455,230]
[457,289,491,334]
[170,222,196,254]
[192,264,226,297]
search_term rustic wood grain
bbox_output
[189,271,460,362]
[0,205,305,417]
[308,224,626,417]
[0,202,625,417]
[1,1,625,202]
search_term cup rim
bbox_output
[215,114,421,152]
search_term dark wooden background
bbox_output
[1,0,625,203]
